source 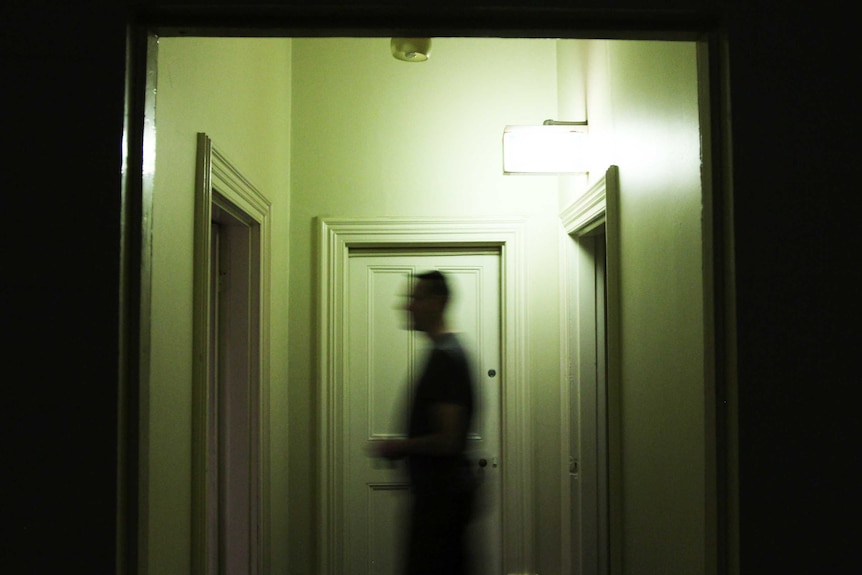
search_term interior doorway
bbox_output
[190,134,272,574]
[318,217,531,574]
[128,25,728,575]
[561,166,620,575]
[207,201,260,574]
[568,225,610,575]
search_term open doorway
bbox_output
[569,222,610,575]
[206,200,260,574]
[126,28,728,575]
[189,133,272,574]
[561,166,621,575]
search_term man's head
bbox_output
[406,270,450,334]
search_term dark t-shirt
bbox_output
[407,332,475,495]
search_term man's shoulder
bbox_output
[434,333,467,356]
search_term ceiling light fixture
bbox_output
[390,38,432,62]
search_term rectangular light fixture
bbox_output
[502,122,589,175]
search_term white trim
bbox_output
[192,133,272,575]
[560,173,608,236]
[317,217,533,575]
[558,219,575,575]
[602,166,623,575]
[558,166,621,575]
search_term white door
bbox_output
[345,248,502,575]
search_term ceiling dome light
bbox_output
[391,38,431,62]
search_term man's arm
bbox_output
[373,403,466,459]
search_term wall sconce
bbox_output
[502,120,589,175]
[391,38,432,62]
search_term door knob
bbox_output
[478,458,488,468]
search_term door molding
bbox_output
[192,133,272,574]
[559,166,622,575]
[318,216,532,574]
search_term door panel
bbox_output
[346,250,501,575]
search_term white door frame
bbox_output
[559,166,622,574]
[192,133,272,575]
[318,216,532,574]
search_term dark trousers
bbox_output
[404,489,474,575]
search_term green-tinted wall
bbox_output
[287,37,566,573]
[150,37,293,573]
[149,35,705,575]
[609,41,706,573]
[555,39,706,574]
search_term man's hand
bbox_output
[369,438,408,460]
[367,403,467,460]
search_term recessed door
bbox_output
[344,249,502,575]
